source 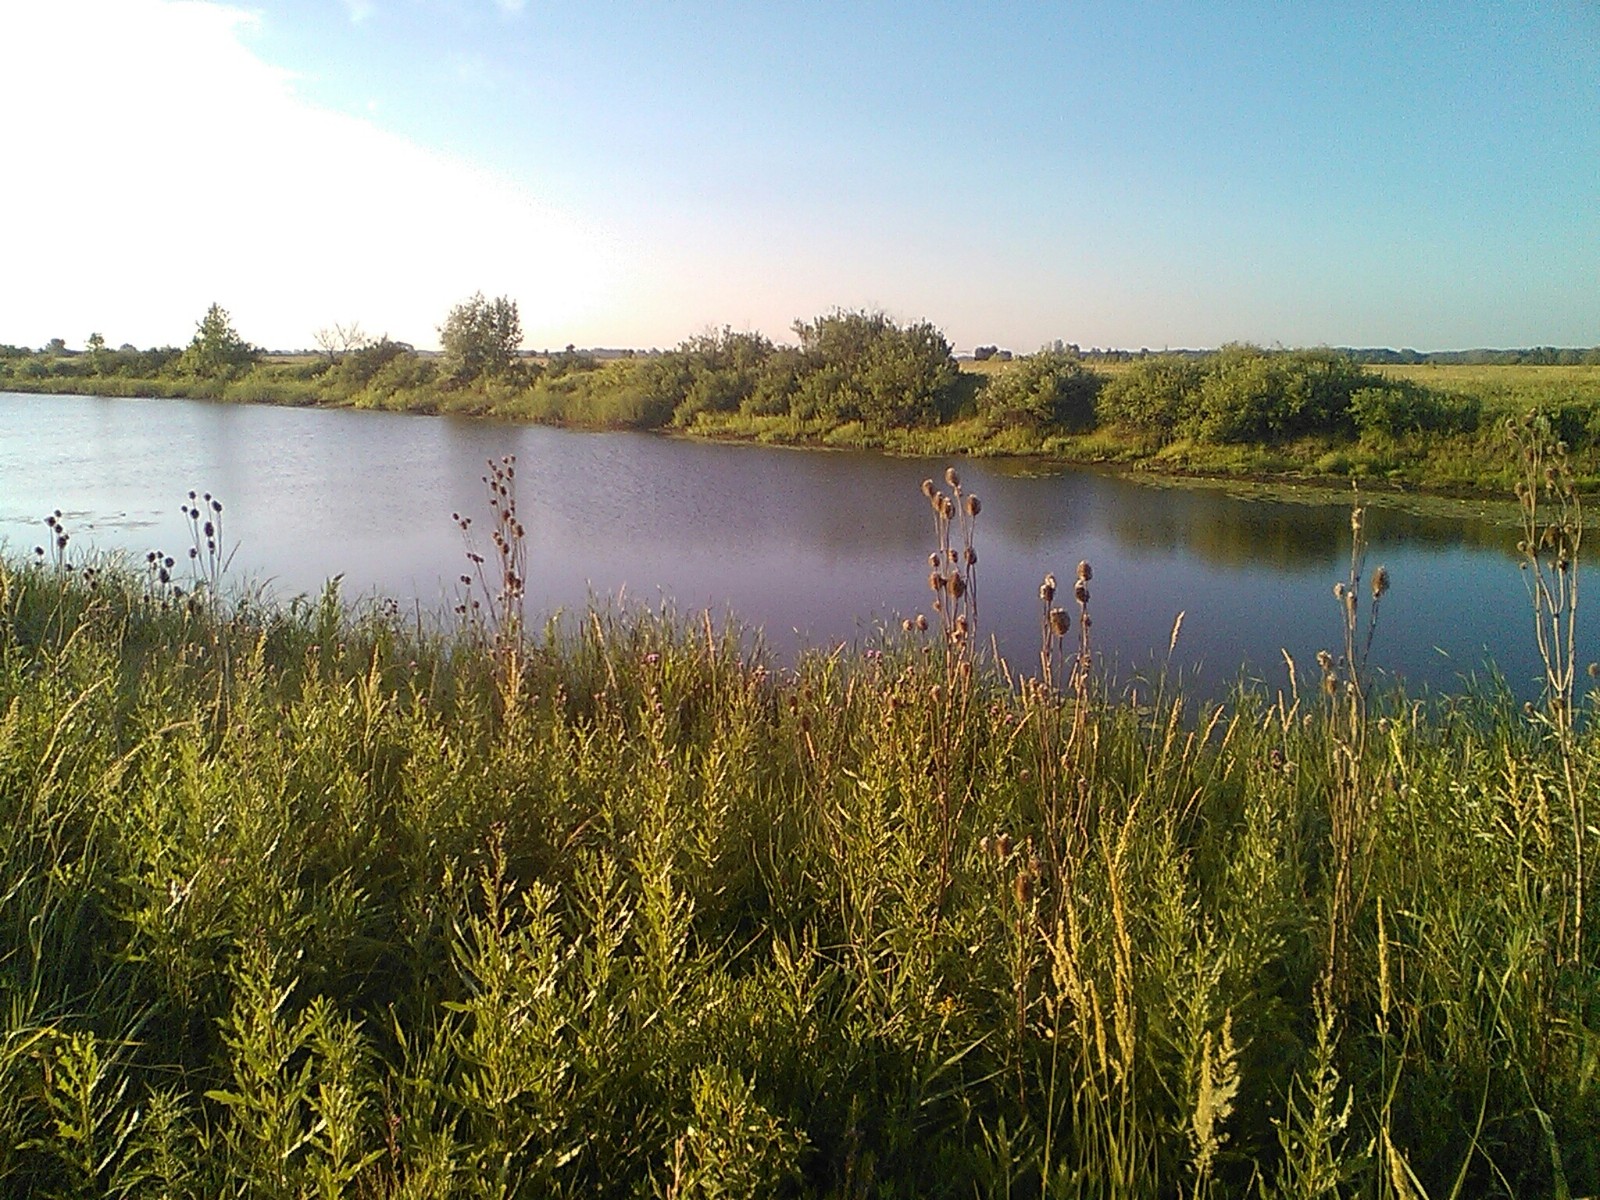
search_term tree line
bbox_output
[4,297,1598,462]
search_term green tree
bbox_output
[85,332,107,375]
[978,349,1103,432]
[1096,354,1205,441]
[789,310,958,428]
[180,303,258,378]
[440,293,522,385]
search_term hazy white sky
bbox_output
[2,0,1596,353]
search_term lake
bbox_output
[0,390,1579,699]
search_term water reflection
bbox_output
[0,391,1586,699]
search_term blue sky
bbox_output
[3,0,1596,353]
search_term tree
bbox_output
[313,321,369,362]
[44,337,67,356]
[979,349,1103,432]
[180,303,257,377]
[789,310,959,428]
[86,332,107,375]
[440,293,522,384]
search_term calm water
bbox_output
[0,390,1581,698]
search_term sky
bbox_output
[2,0,1596,354]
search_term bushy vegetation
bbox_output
[6,307,1600,496]
[0,450,1595,1197]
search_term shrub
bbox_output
[977,350,1104,432]
[1350,382,1482,439]
[1096,354,1205,441]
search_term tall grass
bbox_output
[0,474,1594,1197]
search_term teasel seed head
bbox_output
[1015,870,1033,907]
[1316,649,1334,672]
[1040,574,1057,604]
[1048,608,1070,637]
[1077,560,1092,583]
[921,478,936,499]
[1074,580,1089,605]
[915,613,929,632]
[948,571,967,600]
[929,553,941,569]
[1372,565,1390,599]
[996,832,1013,858]
[965,547,977,566]
[929,571,944,593]
[945,467,960,488]
[966,494,981,518]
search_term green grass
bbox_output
[0,467,1595,1196]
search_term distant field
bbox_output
[1373,362,1600,406]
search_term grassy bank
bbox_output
[8,329,1600,497]
[1,467,1595,1197]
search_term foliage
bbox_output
[1192,346,1370,443]
[178,303,258,378]
[1096,354,1207,439]
[978,349,1103,431]
[1349,380,1481,439]
[0,467,1595,1196]
[440,292,523,385]
[788,309,960,428]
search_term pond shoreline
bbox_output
[0,378,1533,512]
